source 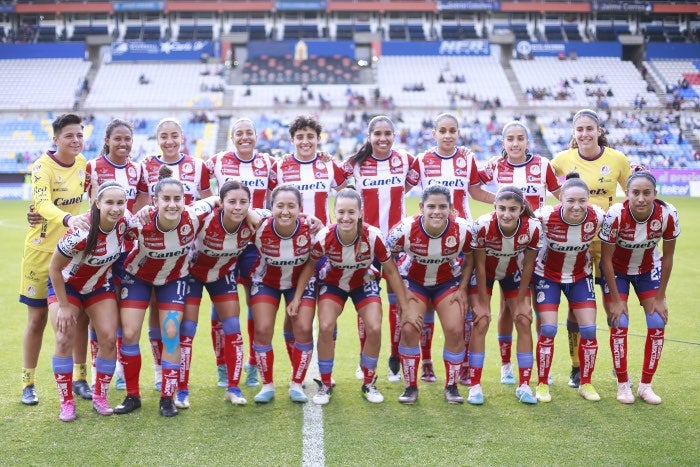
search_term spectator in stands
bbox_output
[138,74,150,85]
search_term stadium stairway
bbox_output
[76,59,102,111]
[502,59,528,107]
[215,115,231,155]
[527,115,553,159]
[642,64,669,107]
[682,127,700,153]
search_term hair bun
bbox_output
[565,171,580,180]
[158,165,173,180]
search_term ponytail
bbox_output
[82,181,125,259]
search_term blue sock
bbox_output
[579,325,596,340]
[443,348,465,364]
[516,352,533,370]
[89,327,97,340]
[162,360,179,370]
[318,358,334,376]
[283,330,294,342]
[222,316,241,335]
[295,341,313,352]
[180,319,197,338]
[95,357,116,375]
[52,356,73,374]
[468,352,485,369]
[253,343,272,353]
[424,310,435,324]
[211,306,220,321]
[148,327,161,341]
[361,353,378,371]
[120,343,140,356]
[398,344,420,356]
[497,334,512,343]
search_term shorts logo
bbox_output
[26,286,36,297]
[121,287,128,299]
[536,291,545,303]
[319,285,327,295]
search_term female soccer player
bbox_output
[551,109,631,388]
[469,186,542,405]
[137,118,213,391]
[533,173,605,403]
[205,118,274,389]
[115,166,217,417]
[47,182,128,421]
[20,113,90,406]
[479,120,560,385]
[344,115,419,382]
[387,185,473,405]
[599,168,679,404]
[288,188,413,404]
[249,184,315,404]
[176,181,266,408]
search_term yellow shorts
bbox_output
[590,240,602,281]
[19,246,52,307]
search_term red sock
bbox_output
[536,335,554,385]
[161,365,179,398]
[320,372,333,387]
[444,359,461,387]
[254,345,274,384]
[357,315,366,353]
[224,332,243,388]
[421,322,434,361]
[116,336,123,365]
[362,365,376,386]
[469,366,483,386]
[518,366,532,386]
[389,304,400,358]
[179,335,193,391]
[610,327,629,383]
[399,352,419,387]
[149,338,162,366]
[54,372,74,403]
[641,328,665,384]
[499,340,512,365]
[211,318,225,366]
[121,352,141,398]
[464,312,472,357]
[284,332,295,365]
[94,371,113,399]
[291,342,313,384]
[89,337,99,370]
[247,316,256,366]
[578,337,598,385]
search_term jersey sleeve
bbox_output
[386,222,406,255]
[598,206,620,243]
[136,161,149,193]
[84,161,94,196]
[406,155,421,187]
[268,159,279,190]
[528,218,543,250]
[543,160,561,193]
[196,159,212,192]
[468,156,481,186]
[56,225,88,258]
[331,160,351,188]
[204,154,217,176]
[32,162,72,224]
[462,224,474,254]
[373,231,391,263]
[616,153,632,190]
[662,203,681,240]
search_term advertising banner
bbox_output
[110,41,216,61]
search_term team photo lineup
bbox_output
[18,107,680,422]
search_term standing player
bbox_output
[479,120,560,385]
[387,185,473,404]
[205,118,274,389]
[599,169,679,404]
[343,115,419,382]
[469,186,542,405]
[551,109,631,388]
[249,185,315,404]
[533,173,605,403]
[47,182,127,421]
[137,118,213,391]
[19,114,90,406]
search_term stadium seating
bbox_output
[647,59,700,100]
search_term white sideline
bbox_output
[302,319,325,466]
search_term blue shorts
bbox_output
[601,268,660,304]
[47,278,116,309]
[467,271,524,299]
[405,277,460,307]
[533,274,596,313]
[318,280,381,310]
[235,244,259,287]
[119,272,187,312]
[111,251,129,288]
[249,278,317,309]
[186,270,239,306]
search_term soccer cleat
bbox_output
[159,397,178,417]
[174,390,190,409]
[578,383,601,402]
[616,381,635,404]
[567,366,581,388]
[421,360,437,383]
[444,384,464,404]
[216,364,228,388]
[500,363,516,385]
[467,384,484,405]
[244,362,260,387]
[355,365,364,380]
[361,376,384,403]
[289,385,308,403]
[459,365,470,386]
[387,356,402,382]
[398,385,418,404]
[21,385,39,405]
[154,365,162,391]
[92,395,114,415]
[254,387,275,404]
[312,379,332,405]
[225,387,247,405]
[515,384,537,405]
[72,380,93,400]
[59,399,76,422]
[536,383,552,403]
[637,383,662,405]
[114,395,142,414]
[114,374,126,390]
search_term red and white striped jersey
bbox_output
[472,212,542,281]
[535,204,605,283]
[189,208,260,283]
[599,200,680,276]
[410,146,481,220]
[205,151,273,209]
[85,155,142,211]
[387,215,473,287]
[252,217,312,290]
[345,150,419,237]
[478,155,560,211]
[138,154,211,205]
[56,215,128,294]
[269,154,350,226]
[124,202,212,285]
[312,223,391,291]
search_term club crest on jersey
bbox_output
[128,166,137,178]
[529,164,540,175]
[518,234,530,244]
[390,155,401,167]
[583,222,595,233]
[78,169,85,179]
[180,224,192,236]
[315,160,326,170]
[359,242,369,253]
[254,158,265,168]
[455,157,467,168]
[241,228,251,238]
[118,222,126,235]
[600,165,611,176]
[296,235,308,247]
[445,236,457,248]
[650,219,661,231]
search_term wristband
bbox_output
[63,214,72,227]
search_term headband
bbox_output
[97,184,126,199]
[496,186,525,203]
[573,109,600,125]
[627,170,657,188]
[501,120,530,140]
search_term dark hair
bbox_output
[82,181,125,260]
[627,166,666,206]
[560,171,589,195]
[102,119,133,156]
[434,113,459,128]
[52,114,82,135]
[500,120,531,160]
[271,183,302,207]
[153,164,183,196]
[495,185,535,218]
[335,187,364,252]
[569,109,609,149]
[421,184,452,205]
[289,115,322,137]
[219,180,251,201]
[348,115,394,168]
